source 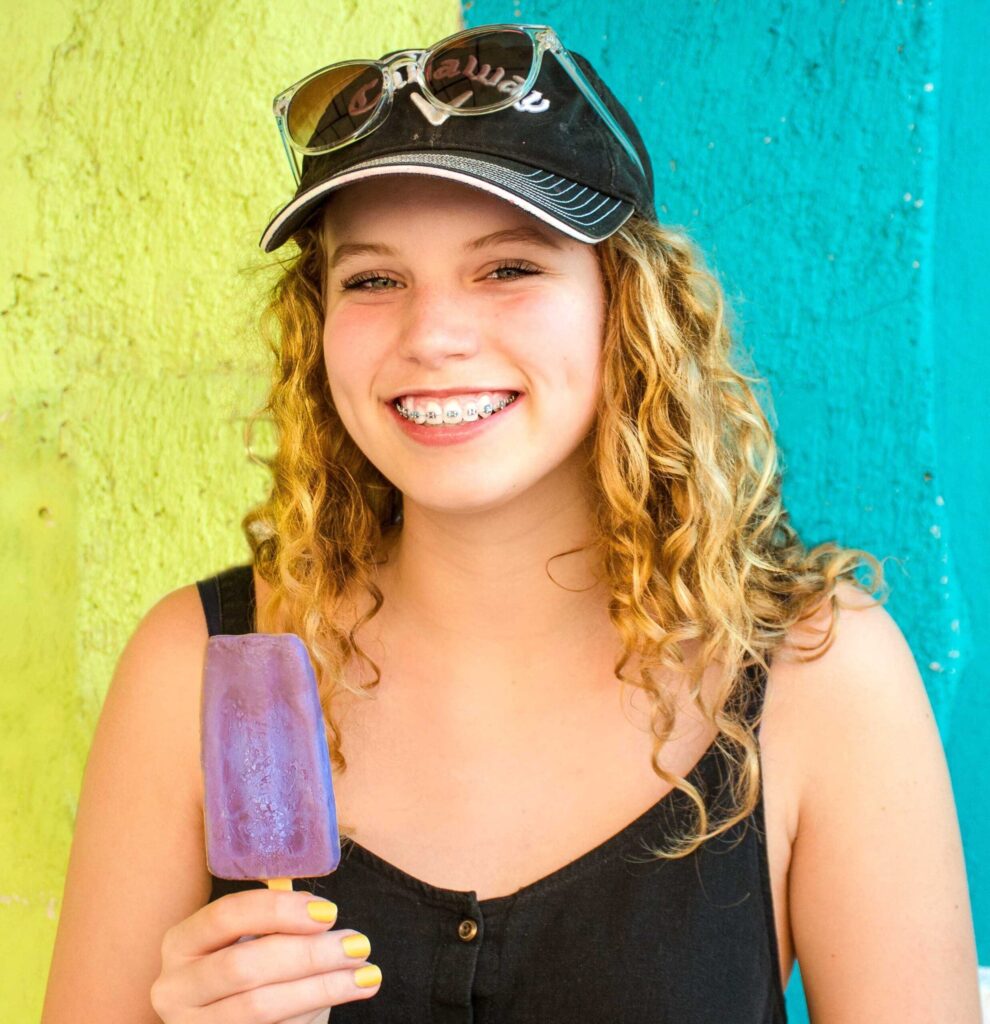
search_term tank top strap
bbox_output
[195,564,255,636]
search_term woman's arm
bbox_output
[785,586,980,1022]
[41,584,213,1023]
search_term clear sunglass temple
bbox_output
[534,28,646,177]
[272,90,303,184]
[277,119,302,185]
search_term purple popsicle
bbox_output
[201,633,341,888]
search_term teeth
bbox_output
[394,391,518,425]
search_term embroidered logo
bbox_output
[409,90,470,126]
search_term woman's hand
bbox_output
[150,890,382,1023]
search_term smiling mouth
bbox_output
[392,391,520,426]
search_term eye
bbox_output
[341,271,400,291]
[488,259,542,281]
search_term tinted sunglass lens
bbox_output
[424,30,535,110]
[287,63,385,149]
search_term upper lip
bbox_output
[387,386,521,401]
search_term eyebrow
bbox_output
[466,225,565,252]
[328,224,565,269]
[328,241,397,269]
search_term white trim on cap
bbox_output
[260,163,633,251]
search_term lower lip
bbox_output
[387,395,524,447]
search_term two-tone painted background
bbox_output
[3,2,987,1020]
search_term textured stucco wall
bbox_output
[464,0,989,1019]
[0,2,461,1017]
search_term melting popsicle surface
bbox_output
[201,633,341,881]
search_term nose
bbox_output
[396,285,482,367]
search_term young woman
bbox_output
[43,24,980,1024]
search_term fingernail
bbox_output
[307,900,338,923]
[342,934,371,958]
[354,964,382,988]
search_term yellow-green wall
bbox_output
[1,3,460,1017]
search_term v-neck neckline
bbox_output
[336,733,726,910]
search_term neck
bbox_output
[365,461,620,697]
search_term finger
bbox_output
[182,928,373,1006]
[205,956,382,1024]
[163,890,338,961]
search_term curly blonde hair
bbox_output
[242,211,886,860]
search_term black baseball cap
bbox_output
[260,38,656,251]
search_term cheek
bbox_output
[554,290,605,427]
[505,274,604,342]
[527,284,605,393]
[322,311,375,409]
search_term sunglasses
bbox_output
[272,23,646,185]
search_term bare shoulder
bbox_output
[768,581,981,1022]
[93,583,211,804]
[42,583,212,1023]
[115,580,210,706]
[767,581,927,755]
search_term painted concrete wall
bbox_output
[463,0,989,1019]
[3,0,986,1020]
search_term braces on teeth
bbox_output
[394,392,519,425]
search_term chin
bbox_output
[401,483,518,517]
[393,464,527,513]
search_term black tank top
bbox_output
[197,565,788,1023]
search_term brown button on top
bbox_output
[457,918,479,942]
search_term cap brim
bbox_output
[259,151,634,252]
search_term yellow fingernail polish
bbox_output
[342,934,371,958]
[307,900,338,923]
[354,964,382,988]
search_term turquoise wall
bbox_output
[463,0,989,1018]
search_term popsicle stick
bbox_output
[235,879,291,945]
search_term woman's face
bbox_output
[321,176,606,516]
